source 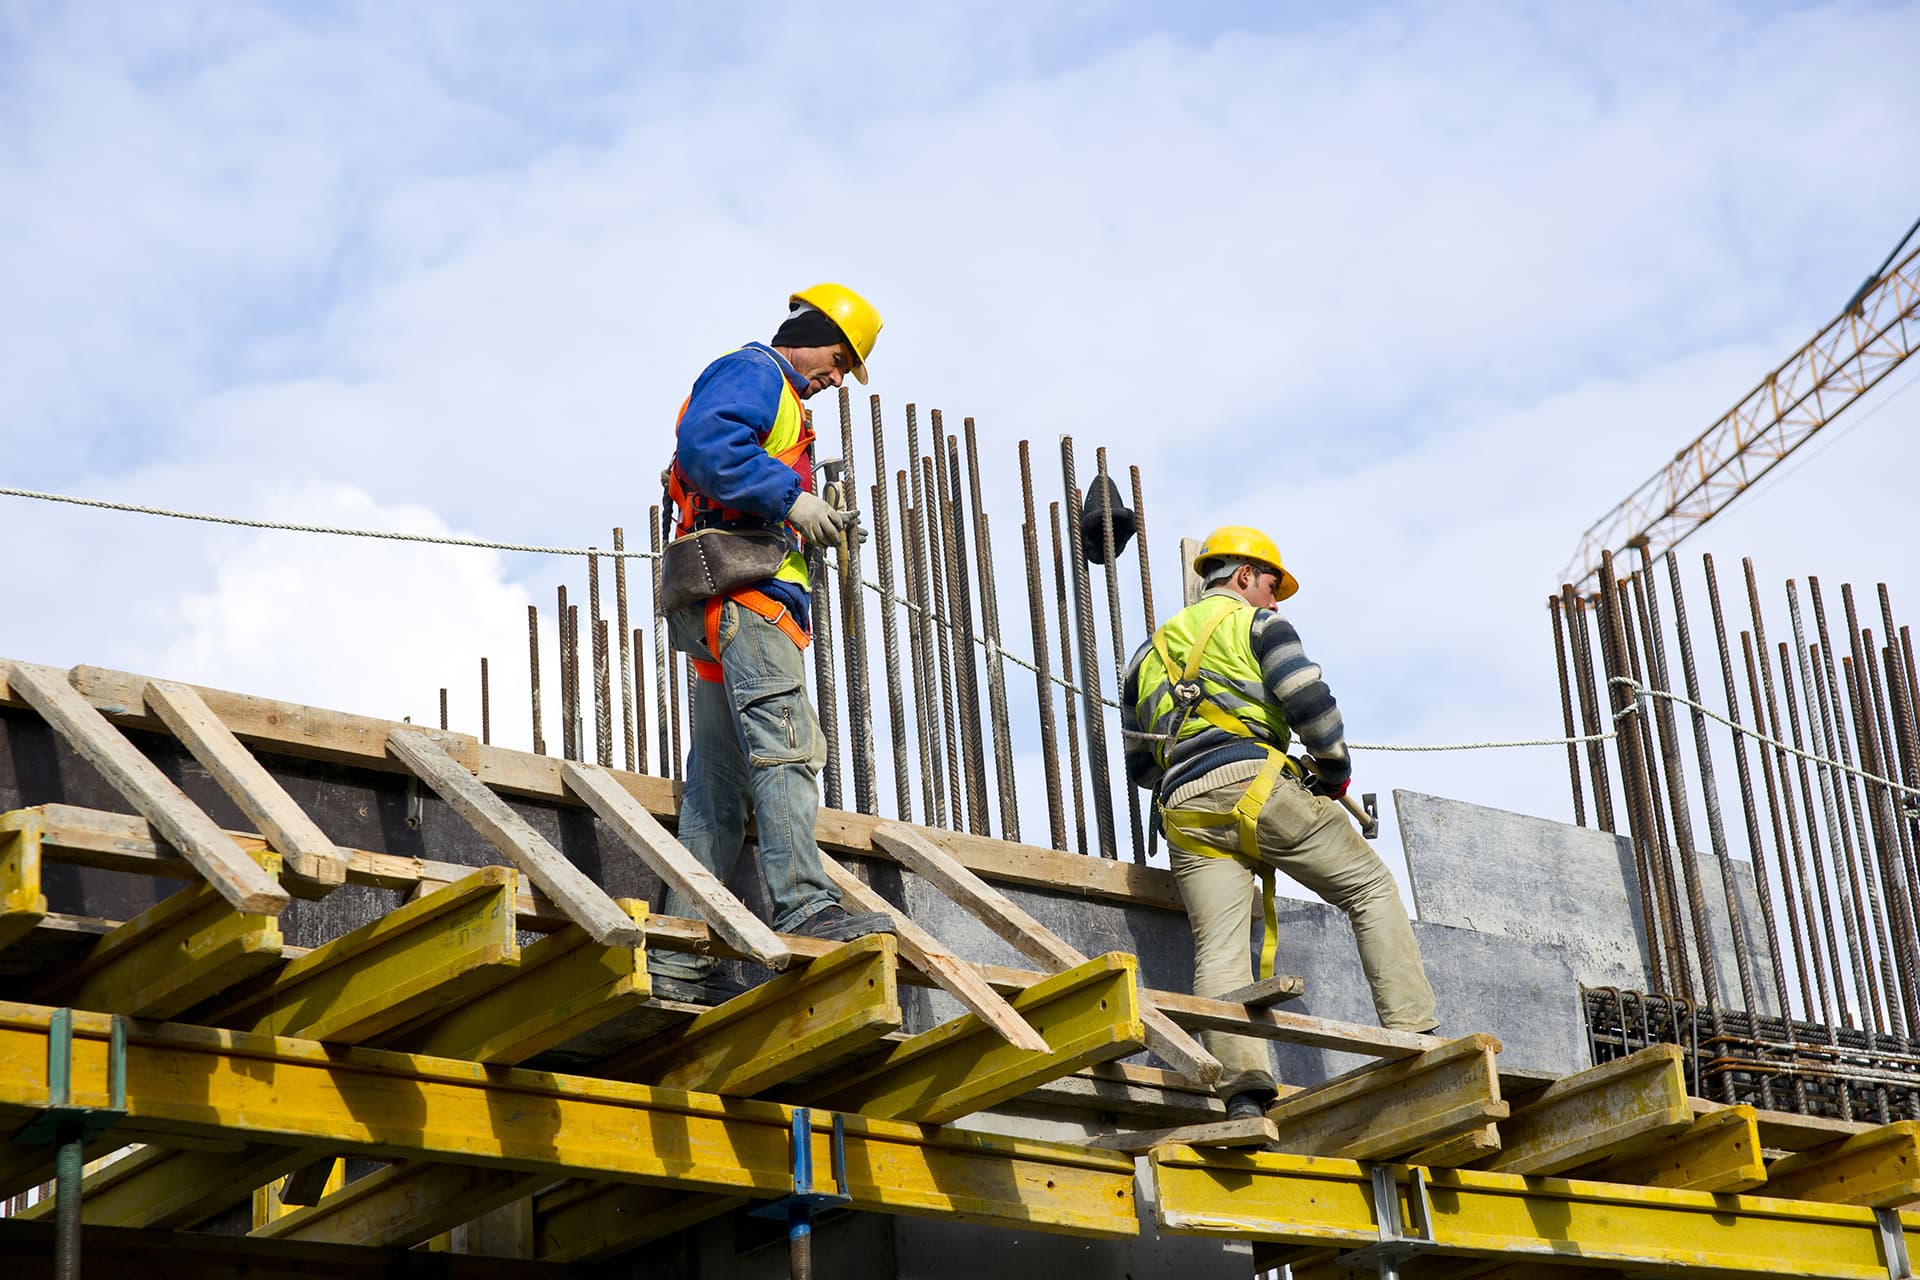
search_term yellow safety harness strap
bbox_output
[1159,748,1297,980]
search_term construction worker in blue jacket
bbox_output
[651,284,894,1002]
[1121,526,1438,1119]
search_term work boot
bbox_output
[791,904,895,943]
[1225,1090,1276,1122]
[649,970,747,1006]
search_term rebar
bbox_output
[963,421,1020,841]
[1596,555,1672,996]
[651,506,677,781]
[568,604,585,763]
[869,398,913,821]
[439,687,448,732]
[480,657,491,746]
[594,618,613,767]
[920,451,964,832]
[811,541,843,812]
[1062,437,1118,860]
[558,584,575,760]
[1096,448,1143,860]
[901,472,943,827]
[1550,594,1587,827]
[837,389,876,814]
[615,527,635,771]
[1051,502,1089,857]
[527,604,545,756]
[939,425,989,835]
[1020,442,1067,852]
[1130,464,1156,633]
[631,626,648,775]
[1614,566,1690,997]
[1741,628,1822,1029]
[1565,586,1617,832]
[1848,639,1920,1034]
[1881,638,1920,937]
[906,405,959,829]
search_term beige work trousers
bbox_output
[1169,765,1438,1099]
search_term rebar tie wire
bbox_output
[10,482,1920,800]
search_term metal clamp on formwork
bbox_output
[13,1008,129,1279]
[1878,1207,1917,1280]
[1337,1164,1437,1280]
[750,1108,850,1280]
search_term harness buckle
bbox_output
[1172,680,1204,708]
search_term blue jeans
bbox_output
[654,599,835,979]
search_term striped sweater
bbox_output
[1120,589,1351,803]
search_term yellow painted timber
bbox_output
[203,865,520,1043]
[393,900,648,1064]
[1266,1034,1508,1161]
[1409,1122,1501,1167]
[1581,1103,1767,1193]
[1481,1044,1691,1174]
[16,1142,305,1228]
[807,951,1145,1123]
[0,810,48,950]
[1151,1146,1920,1278]
[0,1001,1138,1238]
[46,847,283,1018]
[1766,1120,1920,1208]
[603,934,901,1094]
[536,1183,745,1263]
[254,1162,551,1246]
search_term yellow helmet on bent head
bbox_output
[790,283,882,385]
[1195,525,1299,602]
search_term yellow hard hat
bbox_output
[791,283,882,385]
[1195,525,1299,601]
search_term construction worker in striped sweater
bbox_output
[650,284,895,1003]
[1121,526,1438,1119]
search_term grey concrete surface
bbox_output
[1397,790,1782,1015]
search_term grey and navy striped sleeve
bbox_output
[1251,610,1351,789]
[1120,638,1160,791]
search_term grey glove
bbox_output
[835,507,870,546]
[787,491,843,547]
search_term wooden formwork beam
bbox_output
[0,810,48,952]
[534,1181,745,1264]
[1265,1034,1508,1162]
[1578,1104,1767,1194]
[254,1162,554,1248]
[1089,1116,1277,1155]
[873,821,1220,1085]
[807,951,1146,1124]
[561,760,792,969]
[1480,1045,1692,1175]
[1765,1120,1920,1208]
[4,662,287,915]
[603,934,901,1095]
[43,848,283,1018]
[386,728,640,948]
[142,679,350,897]
[16,1142,305,1229]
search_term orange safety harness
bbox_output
[687,588,811,684]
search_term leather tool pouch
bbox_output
[658,528,789,616]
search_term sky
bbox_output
[3,0,1918,909]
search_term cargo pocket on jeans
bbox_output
[731,674,814,767]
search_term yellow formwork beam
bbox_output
[0,811,48,951]
[608,934,902,1094]
[45,848,283,1019]
[16,1142,305,1229]
[0,1000,1138,1239]
[535,1182,744,1263]
[1268,1034,1507,1162]
[202,865,520,1043]
[254,1161,551,1246]
[1481,1044,1691,1174]
[393,900,648,1064]
[1766,1120,1920,1208]
[1580,1103,1766,1194]
[807,951,1145,1124]
[1151,1146,1920,1279]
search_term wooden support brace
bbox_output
[1266,1034,1509,1162]
[276,1156,340,1208]
[143,679,349,897]
[255,1162,554,1247]
[807,951,1146,1124]
[1480,1044,1692,1175]
[1089,1116,1278,1155]
[387,728,641,947]
[44,847,284,1018]
[874,821,1220,1086]
[1578,1103,1766,1194]
[1145,987,1439,1058]
[17,1142,307,1229]
[603,934,901,1095]
[1218,974,1305,1008]
[5,662,288,915]
[1764,1120,1920,1208]
[818,851,1048,1053]
[392,899,649,1064]
[536,1182,746,1263]
[0,811,48,952]
[561,760,792,968]
[201,865,521,1043]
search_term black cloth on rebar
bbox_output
[772,305,847,350]
[1078,473,1136,564]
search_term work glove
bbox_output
[787,491,843,548]
[1308,764,1351,800]
[834,506,871,546]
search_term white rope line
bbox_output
[9,482,1920,798]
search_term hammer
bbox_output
[1292,755,1380,840]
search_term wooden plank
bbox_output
[1764,1120,1920,1207]
[1482,1045,1692,1175]
[1023,1061,1222,1124]
[808,951,1146,1124]
[254,1162,552,1248]
[535,1182,746,1263]
[18,1142,305,1228]
[201,865,521,1043]
[601,934,901,1095]
[818,851,1048,1053]
[46,850,284,1018]
[1410,1123,1502,1168]
[1580,1104,1766,1194]
[1144,987,1441,1058]
[393,900,649,1064]
[1089,1116,1277,1154]
[1219,974,1305,1008]
[144,679,349,896]
[386,728,640,948]
[561,760,791,969]
[874,821,1221,1086]
[1265,1034,1509,1161]
[4,662,288,915]
[0,810,48,951]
